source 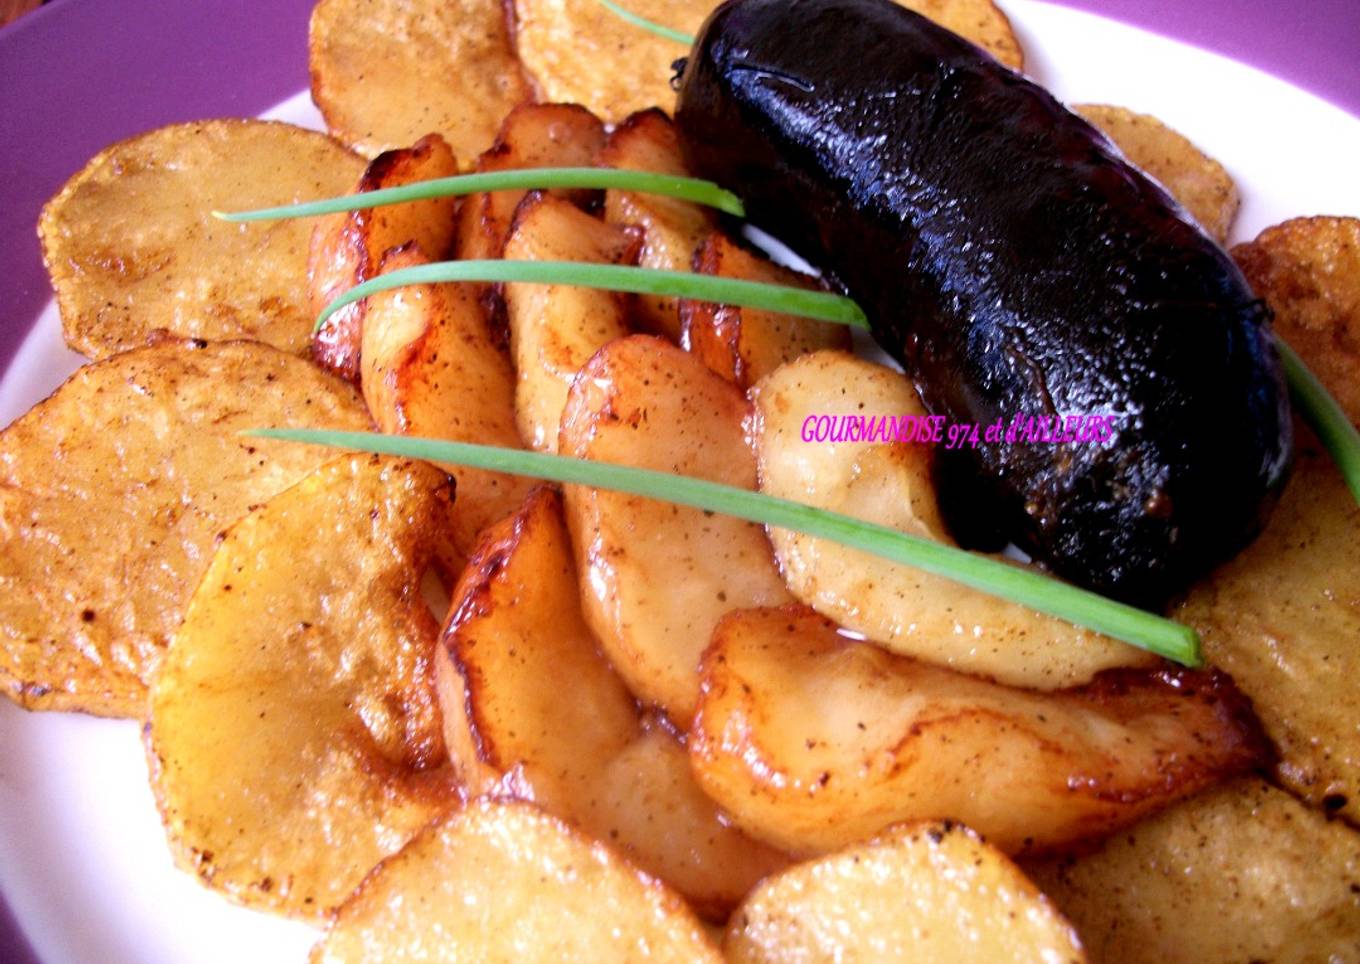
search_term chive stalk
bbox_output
[591,0,695,44]
[247,428,1203,667]
[315,260,871,332]
[1278,340,1360,503]
[212,167,743,222]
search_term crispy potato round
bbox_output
[312,799,723,963]
[39,120,362,360]
[559,335,794,725]
[727,821,1085,963]
[1026,779,1360,964]
[1075,104,1238,243]
[512,0,1021,123]
[0,339,370,718]
[681,231,850,387]
[1234,216,1360,424]
[309,0,529,159]
[690,605,1269,857]
[438,487,787,918]
[752,351,1153,689]
[147,455,458,919]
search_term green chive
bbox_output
[246,428,1202,667]
[315,260,871,332]
[591,0,695,45]
[1278,340,1360,504]
[212,167,743,222]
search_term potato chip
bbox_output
[727,821,1085,963]
[1075,104,1238,243]
[1027,779,1360,964]
[147,455,458,918]
[1234,216,1360,423]
[313,799,723,962]
[39,120,362,360]
[0,339,370,718]
[309,0,529,159]
[512,0,1021,123]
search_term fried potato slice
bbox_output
[454,102,607,268]
[361,243,531,564]
[437,487,786,917]
[0,340,370,718]
[39,119,362,360]
[682,232,851,387]
[504,192,639,451]
[560,336,793,724]
[752,351,1154,689]
[309,0,528,159]
[1075,104,1238,243]
[1026,779,1360,964]
[726,821,1085,963]
[601,110,715,340]
[147,455,458,919]
[310,134,460,381]
[690,605,1269,857]
[313,798,722,963]
[1234,216,1360,424]
[512,0,1020,122]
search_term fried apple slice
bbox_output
[310,134,459,381]
[1075,104,1238,243]
[601,110,715,340]
[726,821,1085,963]
[437,487,786,917]
[0,340,371,718]
[681,231,850,387]
[361,243,531,564]
[453,102,607,278]
[512,0,1020,122]
[1234,216,1360,424]
[312,799,722,963]
[690,605,1268,857]
[39,119,362,360]
[309,0,528,159]
[559,336,793,724]
[1026,779,1360,964]
[752,351,1154,689]
[147,455,458,919]
[503,192,639,451]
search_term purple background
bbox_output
[0,0,1357,959]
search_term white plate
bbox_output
[2,2,1359,961]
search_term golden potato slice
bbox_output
[681,232,850,387]
[313,798,722,963]
[1026,779,1360,964]
[437,487,787,918]
[361,243,532,564]
[895,0,1023,70]
[601,110,715,340]
[1075,104,1238,243]
[560,335,794,724]
[147,455,458,919]
[310,134,460,381]
[503,192,639,451]
[752,351,1153,689]
[0,340,370,718]
[309,0,529,159]
[453,102,607,271]
[39,119,362,360]
[512,0,1020,122]
[726,821,1085,963]
[690,605,1269,857]
[1234,216,1360,424]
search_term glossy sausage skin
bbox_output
[674,0,1291,607]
